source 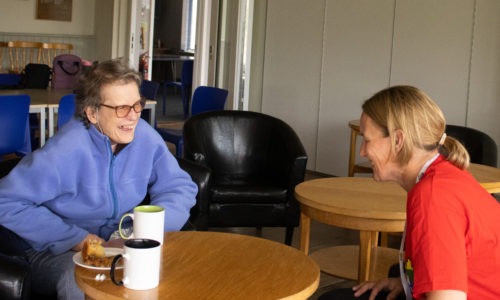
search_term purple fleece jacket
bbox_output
[0,118,197,254]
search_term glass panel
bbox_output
[181,0,198,51]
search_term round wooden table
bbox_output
[75,231,320,300]
[469,163,500,193]
[295,177,406,283]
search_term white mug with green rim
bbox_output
[119,205,165,245]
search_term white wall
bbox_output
[0,0,95,35]
[468,0,500,150]
[261,0,500,176]
[93,0,114,63]
[261,0,324,171]
[0,0,97,63]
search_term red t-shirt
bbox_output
[406,155,500,299]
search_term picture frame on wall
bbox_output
[36,0,72,22]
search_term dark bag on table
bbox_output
[52,54,82,89]
[21,63,52,89]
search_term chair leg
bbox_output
[181,88,188,119]
[285,227,294,245]
[255,227,263,237]
[175,138,184,157]
[162,83,167,116]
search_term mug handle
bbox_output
[118,213,134,239]
[110,254,124,286]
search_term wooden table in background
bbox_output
[75,231,320,300]
[152,53,194,82]
[295,177,406,283]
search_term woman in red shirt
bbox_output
[319,85,500,300]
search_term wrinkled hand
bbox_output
[71,234,104,252]
[353,277,404,300]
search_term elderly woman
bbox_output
[0,59,197,299]
[319,86,500,300]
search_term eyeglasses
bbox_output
[99,99,146,118]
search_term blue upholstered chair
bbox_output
[162,60,193,118]
[139,80,160,124]
[0,94,31,158]
[156,86,228,157]
[57,94,76,129]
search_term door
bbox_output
[206,0,253,110]
[128,0,155,79]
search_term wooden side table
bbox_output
[295,177,406,282]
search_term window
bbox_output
[181,0,197,51]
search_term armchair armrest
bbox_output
[0,253,31,300]
[175,157,211,230]
[273,125,308,194]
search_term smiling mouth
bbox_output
[119,125,134,130]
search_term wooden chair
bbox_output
[7,41,43,74]
[41,42,73,67]
[0,41,8,73]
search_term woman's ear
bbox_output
[394,129,404,152]
[85,107,98,125]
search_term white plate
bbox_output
[73,247,124,270]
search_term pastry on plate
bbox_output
[81,239,115,268]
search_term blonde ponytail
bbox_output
[440,136,470,170]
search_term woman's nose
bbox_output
[359,141,366,157]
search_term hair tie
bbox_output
[438,133,447,145]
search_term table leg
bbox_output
[358,230,379,282]
[149,106,156,127]
[171,61,177,81]
[39,108,46,147]
[145,102,156,127]
[300,212,311,255]
[48,106,55,138]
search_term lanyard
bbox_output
[399,225,412,300]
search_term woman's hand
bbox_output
[71,234,104,252]
[353,277,404,300]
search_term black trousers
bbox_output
[318,264,406,300]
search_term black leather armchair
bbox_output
[183,110,308,245]
[0,252,31,300]
[0,157,32,300]
[445,124,498,167]
[0,156,210,300]
[176,157,211,230]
